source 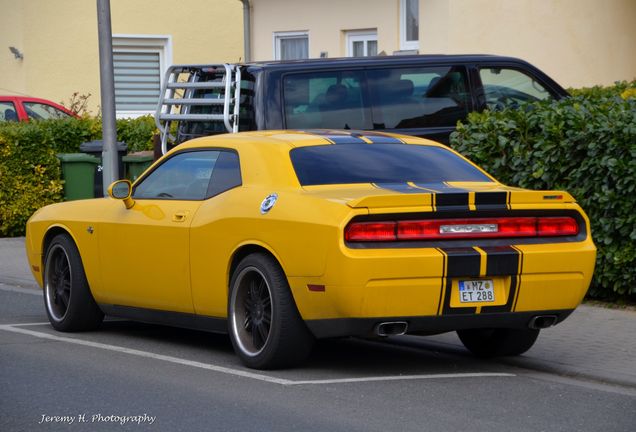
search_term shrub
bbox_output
[0,116,157,236]
[567,79,635,99]
[450,91,636,299]
[39,117,102,153]
[0,122,63,237]
[116,115,156,152]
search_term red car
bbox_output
[0,96,77,122]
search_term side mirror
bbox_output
[107,180,135,209]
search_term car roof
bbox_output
[242,54,528,69]
[176,129,444,151]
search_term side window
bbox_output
[23,102,72,120]
[207,151,242,197]
[133,150,241,200]
[479,68,552,110]
[367,66,470,129]
[283,70,371,130]
[0,102,19,122]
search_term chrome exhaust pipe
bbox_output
[529,315,558,330]
[375,321,408,336]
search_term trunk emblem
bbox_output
[440,224,498,234]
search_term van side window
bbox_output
[367,66,470,129]
[479,68,552,110]
[283,71,371,130]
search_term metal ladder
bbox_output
[155,64,242,154]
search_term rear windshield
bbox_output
[290,144,491,186]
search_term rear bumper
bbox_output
[306,309,575,339]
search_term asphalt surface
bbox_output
[1,237,635,431]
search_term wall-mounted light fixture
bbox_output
[9,47,24,60]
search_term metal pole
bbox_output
[240,0,251,62]
[97,0,119,194]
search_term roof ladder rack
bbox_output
[155,64,242,154]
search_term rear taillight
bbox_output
[537,217,579,236]
[345,217,579,242]
[345,222,397,242]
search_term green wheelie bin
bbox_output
[56,153,100,200]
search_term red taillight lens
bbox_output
[398,218,538,239]
[345,222,396,242]
[346,217,579,242]
[537,217,579,236]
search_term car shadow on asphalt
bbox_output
[91,320,485,375]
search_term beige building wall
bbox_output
[250,0,636,88]
[0,0,243,114]
[251,0,401,60]
[421,0,636,88]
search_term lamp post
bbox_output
[96,0,119,193]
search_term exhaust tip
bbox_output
[529,315,558,330]
[375,321,408,337]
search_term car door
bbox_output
[97,150,221,313]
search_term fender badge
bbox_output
[260,193,278,214]
[87,226,94,234]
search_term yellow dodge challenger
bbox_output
[25,130,596,369]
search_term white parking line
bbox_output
[287,372,515,386]
[0,322,515,386]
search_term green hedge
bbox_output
[26,115,157,154]
[450,84,636,299]
[0,116,157,236]
[0,122,63,237]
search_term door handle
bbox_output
[172,211,188,222]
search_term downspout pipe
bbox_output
[240,0,251,62]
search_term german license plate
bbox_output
[458,279,495,303]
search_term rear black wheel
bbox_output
[228,253,314,369]
[457,328,539,357]
[43,234,103,331]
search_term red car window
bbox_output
[0,101,19,122]
[23,102,73,120]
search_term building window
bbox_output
[346,31,378,57]
[400,0,419,51]
[274,32,309,60]
[112,35,172,118]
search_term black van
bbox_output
[156,55,567,152]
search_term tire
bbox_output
[457,328,539,358]
[228,253,314,369]
[43,234,104,332]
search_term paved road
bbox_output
[1,238,635,431]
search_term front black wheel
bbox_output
[228,253,314,369]
[457,328,539,357]
[43,234,104,331]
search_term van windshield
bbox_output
[290,144,491,186]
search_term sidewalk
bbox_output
[0,237,36,288]
[1,237,634,389]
